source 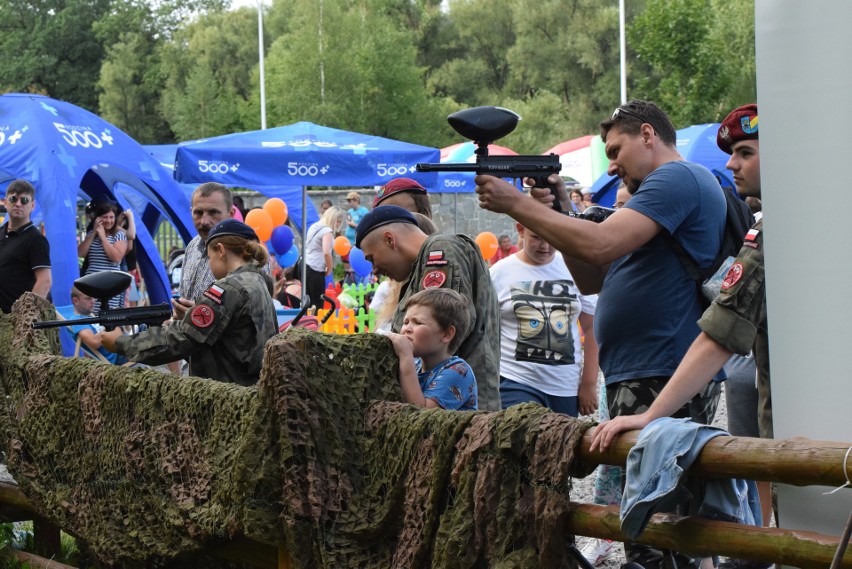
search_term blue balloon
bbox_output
[270,225,295,255]
[278,244,299,268]
[349,247,373,277]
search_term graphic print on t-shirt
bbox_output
[511,280,578,365]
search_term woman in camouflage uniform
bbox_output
[104,219,278,386]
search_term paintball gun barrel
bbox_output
[32,270,171,331]
[415,106,565,210]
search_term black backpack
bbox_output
[666,185,755,307]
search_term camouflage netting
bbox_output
[0,293,597,568]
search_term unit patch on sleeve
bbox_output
[422,269,447,289]
[721,262,744,290]
[190,304,215,328]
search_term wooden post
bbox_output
[32,516,61,559]
[278,545,294,569]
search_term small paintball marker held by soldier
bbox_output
[415,106,565,211]
[33,271,171,332]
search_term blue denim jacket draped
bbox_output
[620,417,762,539]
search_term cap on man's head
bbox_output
[206,218,259,245]
[346,191,361,201]
[373,177,427,208]
[717,104,758,154]
[355,205,418,248]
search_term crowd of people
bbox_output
[1,99,773,569]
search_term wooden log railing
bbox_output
[0,431,849,568]
[580,428,852,488]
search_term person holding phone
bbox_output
[78,199,127,311]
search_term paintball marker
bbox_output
[32,270,171,331]
[416,106,565,210]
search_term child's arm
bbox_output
[387,333,440,408]
[577,311,600,416]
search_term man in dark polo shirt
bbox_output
[0,179,51,313]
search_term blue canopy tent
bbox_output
[174,122,438,189]
[144,143,318,233]
[174,122,439,291]
[0,94,195,352]
[590,123,736,207]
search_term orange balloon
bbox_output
[475,231,499,260]
[245,209,274,242]
[263,197,288,226]
[334,235,352,256]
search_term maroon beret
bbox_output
[373,177,427,208]
[717,104,758,154]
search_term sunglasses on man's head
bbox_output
[612,105,650,124]
[611,105,665,137]
[5,195,31,205]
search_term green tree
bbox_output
[98,32,172,143]
[94,0,230,47]
[628,0,732,126]
[263,0,449,146]
[159,8,261,140]
[95,0,230,142]
[504,0,622,150]
[426,0,515,106]
[0,0,111,110]
[709,0,756,111]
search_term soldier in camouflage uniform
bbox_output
[106,219,278,386]
[698,219,769,436]
[356,206,501,411]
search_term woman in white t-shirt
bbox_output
[489,222,599,417]
[304,206,345,309]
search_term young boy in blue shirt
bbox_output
[387,288,478,410]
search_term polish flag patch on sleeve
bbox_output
[203,284,225,305]
[745,228,760,242]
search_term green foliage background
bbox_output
[0,0,755,153]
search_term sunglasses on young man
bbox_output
[5,195,31,205]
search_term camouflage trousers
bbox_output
[606,377,722,425]
[606,377,723,569]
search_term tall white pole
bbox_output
[619,0,627,103]
[756,0,852,535]
[257,0,267,130]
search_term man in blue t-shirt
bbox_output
[475,100,727,568]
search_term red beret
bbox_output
[373,177,427,208]
[717,104,758,154]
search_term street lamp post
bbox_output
[257,0,267,130]
[619,0,626,103]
